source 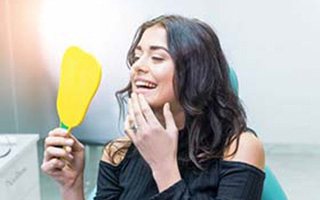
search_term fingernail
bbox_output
[66,139,74,145]
[66,146,72,152]
[59,128,68,133]
[68,153,74,160]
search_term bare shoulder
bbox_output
[224,131,265,171]
[101,136,132,166]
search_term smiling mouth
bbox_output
[135,80,157,90]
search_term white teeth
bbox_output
[135,80,157,88]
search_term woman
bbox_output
[42,15,265,200]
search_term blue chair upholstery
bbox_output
[262,166,287,200]
[87,186,97,200]
[229,67,239,96]
[87,68,287,200]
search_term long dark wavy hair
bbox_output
[109,15,247,170]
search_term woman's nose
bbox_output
[132,57,149,73]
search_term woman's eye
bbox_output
[152,57,164,61]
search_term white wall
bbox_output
[222,1,320,144]
[2,0,319,144]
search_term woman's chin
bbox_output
[143,97,164,110]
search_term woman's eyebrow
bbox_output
[135,45,169,53]
[149,45,169,53]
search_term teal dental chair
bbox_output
[87,68,287,200]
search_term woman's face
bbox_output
[130,25,178,111]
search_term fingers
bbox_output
[131,93,147,127]
[44,135,74,149]
[48,128,69,137]
[41,157,66,174]
[127,93,177,137]
[44,146,74,162]
[68,134,84,152]
[163,103,178,133]
[128,98,137,127]
[42,127,86,183]
[138,94,159,126]
[43,128,76,171]
[124,115,136,142]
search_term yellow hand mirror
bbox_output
[57,46,102,131]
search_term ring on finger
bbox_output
[130,123,138,133]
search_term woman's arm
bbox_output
[150,132,265,200]
[60,181,85,200]
[41,128,85,200]
[125,93,182,192]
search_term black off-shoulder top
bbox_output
[94,129,265,200]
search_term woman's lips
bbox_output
[133,78,157,95]
[135,86,156,94]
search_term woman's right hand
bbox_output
[41,128,85,190]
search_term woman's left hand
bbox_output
[125,93,181,191]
